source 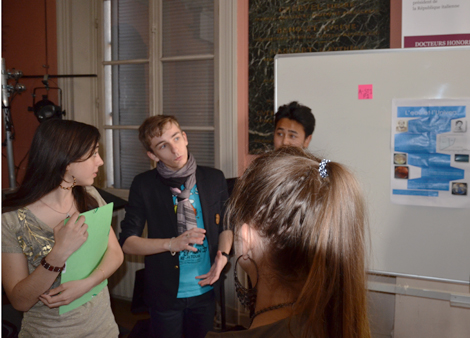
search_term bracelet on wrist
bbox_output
[41,257,66,273]
[169,237,176,256]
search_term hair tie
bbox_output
[319,159,331,178]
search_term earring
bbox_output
[60,176,76,190]
[234,255,259,313]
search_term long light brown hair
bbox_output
[226,147,370,338]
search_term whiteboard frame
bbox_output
[274,47,470,284]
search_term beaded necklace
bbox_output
[250,302,295,321]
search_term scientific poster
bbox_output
[391,99,470,208]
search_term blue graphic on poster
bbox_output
[391,99,470,208]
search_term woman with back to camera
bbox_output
[207,147,370,338]
[2,119,123,337]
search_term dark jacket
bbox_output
[119,166,229,310]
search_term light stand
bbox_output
[2,58,25,190]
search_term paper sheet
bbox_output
[391,99,470,208]
[59,202,113,314]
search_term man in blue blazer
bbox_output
[119,115,233,338]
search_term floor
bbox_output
[2,296,238,337]
[110,297,245,337]
[110,297,150,338]
[2,296,149,338]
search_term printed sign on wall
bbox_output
[402,0,470,48]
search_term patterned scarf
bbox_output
[157,154,197,235]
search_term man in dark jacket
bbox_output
[119,115,233,338]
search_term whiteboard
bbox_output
[275,47,470,283]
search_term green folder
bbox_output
[59,202,114,315]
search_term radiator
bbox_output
[108,209,144,301]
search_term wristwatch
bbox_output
[221,251,230,258]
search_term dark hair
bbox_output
[3,119,101,212]
[226,147,370,338]
[274,101,316,137]
[138,115,181,152]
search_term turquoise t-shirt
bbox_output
[173,184,213,298]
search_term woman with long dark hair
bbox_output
[2,119,123,337]
[207,147,370,338]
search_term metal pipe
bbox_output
[2,58,17,189]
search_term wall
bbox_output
[237,0,256,176]
[390,0,402,48]
[2,0,58,189]
[393,278,470,338]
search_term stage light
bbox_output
[31,94,65,122]
[28,83,66,123]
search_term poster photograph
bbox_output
[391,99,470,208]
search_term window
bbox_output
[101,0,235,190]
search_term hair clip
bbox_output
[319,159,331,178]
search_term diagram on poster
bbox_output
[391,99,470,208]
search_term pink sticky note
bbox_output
[358,84,373,100]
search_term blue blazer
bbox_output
[119,166,229,310]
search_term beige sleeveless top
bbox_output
[2,187,119,338]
